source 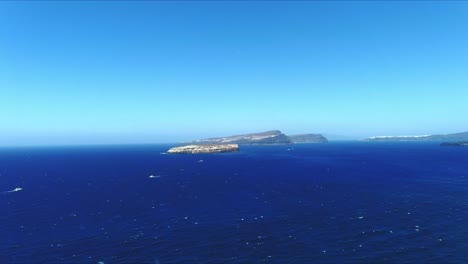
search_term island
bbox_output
[365,131,468,142]
[167,144,239,154]
[193,130,291,144]
[288,134,328,143]
[440,141,468,147]
[167,130,329,154]
[192,130,328,145]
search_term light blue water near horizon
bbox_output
[1,142,468,263]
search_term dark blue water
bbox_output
[1,142,468,263]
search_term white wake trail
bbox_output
[2,187,23,194]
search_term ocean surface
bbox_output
[1,142,467,263]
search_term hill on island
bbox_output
[192,130,328,145]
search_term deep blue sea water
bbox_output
[1,142,468,263]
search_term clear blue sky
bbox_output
[1,1,468,145]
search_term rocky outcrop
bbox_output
[193,130,291,145]
[288,134,328,143]
[167,144,239,154]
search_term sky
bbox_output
[1,1,468,145]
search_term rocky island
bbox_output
[167,144,239,154]
[167,130,328,154]
[440,141,468,147]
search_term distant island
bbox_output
[288,134,328,143]
[167,130,327,154]
[440,141,468,147]
[192,130,328,145]
[167,144,239,154]
[193,130,291,144]
[365,131,468,142]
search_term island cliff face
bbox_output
[167,144,239,154]
[365,132,468,142]
[288,134,328,143]
[193,130,292,145]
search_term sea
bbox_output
[1,142,467,263]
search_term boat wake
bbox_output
[2,187,23,194]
